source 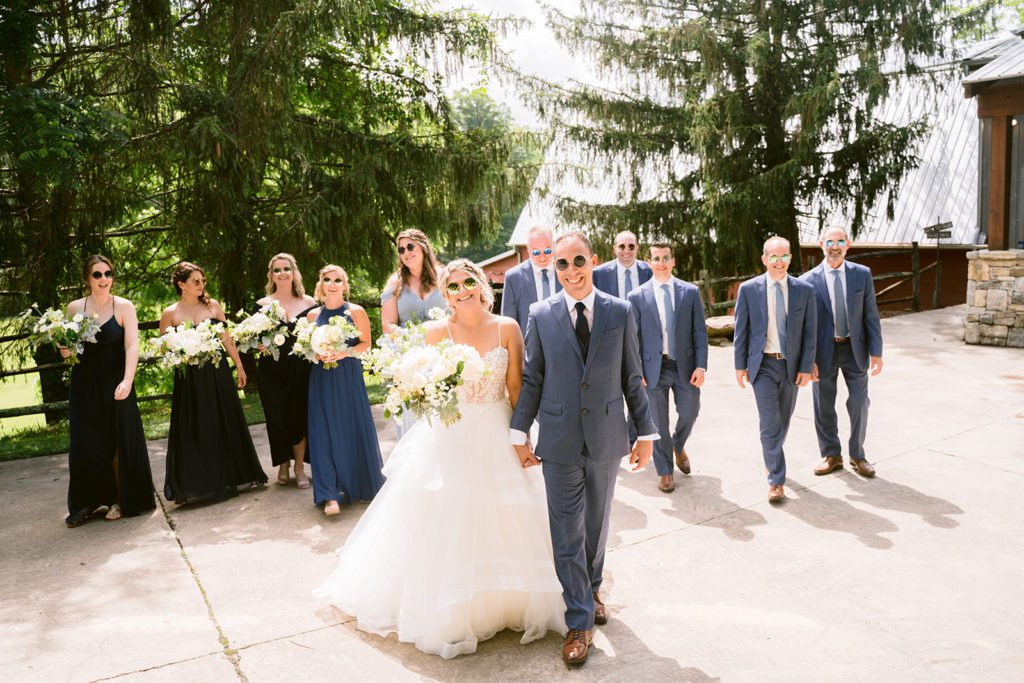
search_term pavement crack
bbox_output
[156,496,249,683]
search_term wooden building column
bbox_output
[987,115,1010,250]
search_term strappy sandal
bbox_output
[277,464,290,486]
[66,506,106,528]
[295,469,310,489]
[105,504,122,521]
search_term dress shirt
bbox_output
[654,278,674,355]
[616,262,639,298]
[764,275,789,355]
[824,261,849,338]
[532,264,555,302]
[510,287,656,445]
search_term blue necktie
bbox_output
[832,270,848,338]
[623,268,633,296]
[541,269,551,299]
[774,281,787,357]
[661,284,676,359]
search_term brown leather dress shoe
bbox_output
[768,485,785,503]
[658,474,676,493]
[675,448,691,475]
[814,455,843,475]
[850,459,876,477]
[593,592,608,625]
[562,629,593,664]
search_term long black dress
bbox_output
[254,305,314,466]
[67,300,155,519]
[163,320,268,503]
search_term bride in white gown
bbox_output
[314,259,566,659]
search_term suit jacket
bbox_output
[800,261,883,372]
[627,277,709,384]
[511,289,657,464]
[500,260,561,333]
[733,274,817,383]
[592,260,653,299]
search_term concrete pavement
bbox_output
[1,305,1022,682]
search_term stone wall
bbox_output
[965,250,1024,347]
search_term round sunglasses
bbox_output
[321,276,345,285]
[555,255,589,271]
[616,243,637,251]
[649,255,673,263]
[397,243,418,255]
[272,266,292,274]
[531,248,553,256]
[824,239,847,248]
[91,270,113,279]
[446,277,479,294]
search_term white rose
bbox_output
[273,334,286,346]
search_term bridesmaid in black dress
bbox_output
[160,262,267,505]
[62,255,155,527]
[253,253,317,488]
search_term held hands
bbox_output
[629,439,653,471]
[735,370,749,389]
[690,368,706,388]
[113,380,131,401]
[316,350,349,364]
[870,356,884,376]
[514,443,540,469]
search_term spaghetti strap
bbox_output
[444,321,455,342]
[496,318,502,346]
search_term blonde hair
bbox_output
[264,253,306,297]
[392,229,439,297]
[439,258,494,312]
[313,264,349,302]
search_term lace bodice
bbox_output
[458,346,509,405]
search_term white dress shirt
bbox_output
[532,264,555,302]
[616,262,639,298]
[764,275,789,355]
[654,278,674,355]
[510,288,656,445]
[824,261,849,338]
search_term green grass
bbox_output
[0,372,385,462]
[0,374,45,433]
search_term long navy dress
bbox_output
[163,319,268,503]
[307,304,384,507]
[67,299,155,519]
[254,305,314,466]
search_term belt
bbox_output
[661,354,676,362]
[763,352,785,360]
[834,337,850,344]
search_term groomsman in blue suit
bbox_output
[511,231,657,665]
[627,242,708,493]
[801,227,883,478]
[734,236,816,502]
[501,225,561,332]
[592,230,652,299]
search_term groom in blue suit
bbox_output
[627,242,708,493]
[511,231,657,665]
[734,236,816,502]
[801,227,883,478]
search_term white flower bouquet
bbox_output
[361,334,488,426]
[149,320,226,371]
[22,305,103,365]
[291,314,361,370]
[230,301,290,360]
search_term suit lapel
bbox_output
[553,293,585,365]
[755,274,768,333]
[523,262,538,306]
[644,284,661,345]
[812,264,832,324]
[785,275,800,350]
[672,279,685,337]
[585,292,612,368]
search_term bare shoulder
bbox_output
[498,315,522,337]
[385,273,401,290]
[256,295,273,306]
[114,295,136,311]
[302,295,317,307]
[66,297,86,314]
[306,307,321,321]
[347,302,366,315]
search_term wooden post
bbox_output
[699,269,712,317]
[933,240,942,310]
[911,241,920,312]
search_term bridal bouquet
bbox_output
[230,301,290,360]
[149,320,226,371]
[291,315,361,369]
[22,305,103,366]
[361,335,488,426]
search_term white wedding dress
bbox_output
[314,339,566,659]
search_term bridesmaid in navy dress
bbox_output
[306,265,384,516]
[253,253,317,488]
[62,255,155,527]
[159,262,267,505]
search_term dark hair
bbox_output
[649,242,673,257]
[171,261,210,306]
[82,255,114,288]
[554,231,594,255]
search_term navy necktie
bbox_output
[541,269,551,299]
[574,301,590,357]
[832,270,848,338]
[661,284,676,359]
[774,281,787,357]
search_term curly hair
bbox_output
[171,261,210,306]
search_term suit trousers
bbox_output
[752,357,798,486]
[811,342,870,461]
[646,358,700,476]
[541,449,620,631]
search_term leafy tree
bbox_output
[531,0,998,276]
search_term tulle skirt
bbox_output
[314,399,566,659]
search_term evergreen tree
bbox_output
[532,0,997,275]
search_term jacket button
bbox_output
[581,383,589,390]
[582,408,590,415]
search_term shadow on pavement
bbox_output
[781,479,898,549]
[841,474,963,528]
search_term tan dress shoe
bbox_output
[814,455,843,475]
[675,448,691,475]
[768,485,785,503]
[562,629,593,664]
[850,459,876,477]
[658,474,676,493]
[593,592,608,625]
